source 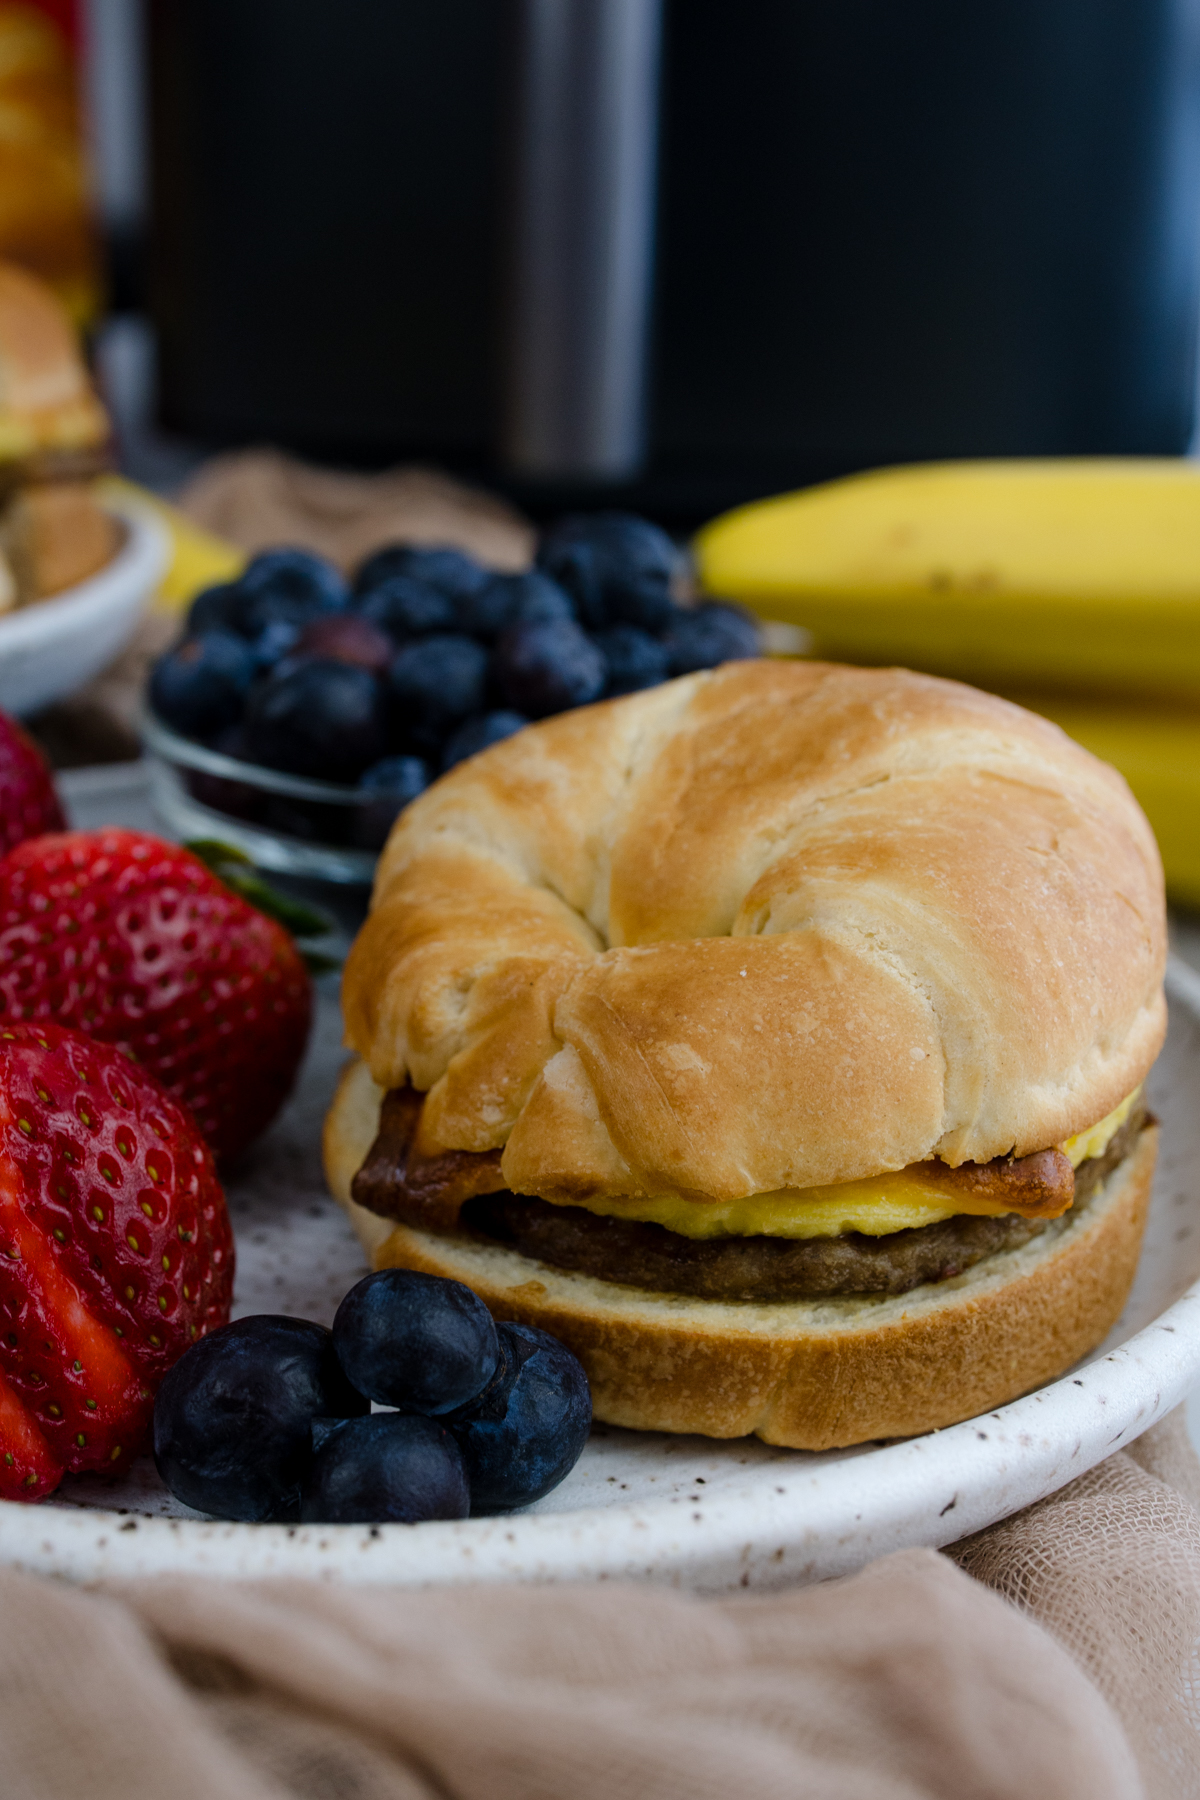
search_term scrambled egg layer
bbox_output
[551,1089,1141,1241]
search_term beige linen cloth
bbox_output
[2,1408,1197,1800]
[178,447,536,573]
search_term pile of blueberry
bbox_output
[148,513,761,849]
[152,1269,592,1524]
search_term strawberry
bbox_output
[0,830,312,1163]
[0,1021,233,1499]
[0,712,65,857]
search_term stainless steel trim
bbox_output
[503,0,663,479]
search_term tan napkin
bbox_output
[177,448,535,574]
[4,1408,1197,1800]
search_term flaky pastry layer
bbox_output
[342,662,1166,1205]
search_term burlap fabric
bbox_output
[1,1408,1195,1800]
[178,448,535,574]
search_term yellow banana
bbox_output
[695,458,1200,701]
[1004,695,1200,908]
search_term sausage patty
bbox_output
[460,1112,1146,1301]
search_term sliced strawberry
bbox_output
[0,1370,61,1498]
[0,829,311,1162]
[0,1022,234,1492]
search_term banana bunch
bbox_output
[696,459,1200,904]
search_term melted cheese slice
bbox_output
[548,1089,1140,1240]
[1060,1087,1139,1168]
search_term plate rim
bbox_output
[2,955,1197,1592]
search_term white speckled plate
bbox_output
[2,953,1198,1595]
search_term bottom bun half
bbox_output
[324,1066,1157,1449]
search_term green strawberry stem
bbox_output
[184,839,341,969]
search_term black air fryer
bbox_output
[147,0,1200,521]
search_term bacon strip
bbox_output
[911,1147,1075,1219]
[353,1087,1080,1232]
[351,1086,503,1232]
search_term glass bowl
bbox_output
[141,712,386,883]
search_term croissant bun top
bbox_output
[342,660,1166,1205]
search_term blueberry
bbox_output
[594,624,670,696]
[310,1416,349,1454]
[453,575,518,640]
[536,534,602,628]
[352,545,414,595]
[354,753,431,849]
[450,1323,591,1514]
[356,575,457,642]
[661,601,762,675]
[354,544,489,605]
[441,710,528,771]
[218,550,348,649]
[457,571,574,641]
[185,722,265,821]
[538,514,678,632]
[149,631,258,743]
[187,581,242,636]
[300,1413,470,1525]
[252,618,304,668]
[359,752,430,803]
[152,1315,368,1522]
[291,613,393,673]
[240,546,349,612]
[238,585,329,641]
[243,659,389,782]
[509,572,576,626]
[388,634,488,752]
[492,618,606,718]
[332,1269,499,1415]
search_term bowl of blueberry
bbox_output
[143,513,762,882]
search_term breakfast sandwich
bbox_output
[324,660,1165,1448]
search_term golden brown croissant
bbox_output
[328,662,1166,1446]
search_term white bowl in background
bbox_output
[0,500,170,717]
